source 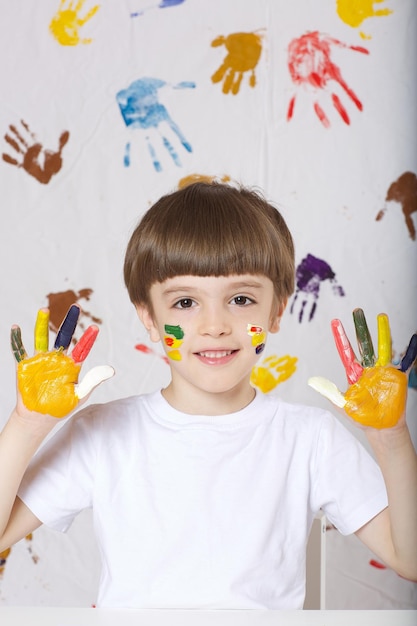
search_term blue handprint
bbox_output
[116,77,194,172]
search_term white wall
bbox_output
[0,0,416,608]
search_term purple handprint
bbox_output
[290,253,345,322]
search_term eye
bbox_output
[174,298,195,309]
[231,295,254,306]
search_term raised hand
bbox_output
[308,309,417,429]
[12,305,114,418]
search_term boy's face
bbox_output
[136,274,285,414]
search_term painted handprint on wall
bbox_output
[116,77,194,171]
[286,31,369,127]
[290,254,345,323]
[130,0,185,18]
[49,0,100,46]
[376,172,417,241]
[211,32,263,95]
[336,0,392,39]
[251,354,298,393]
[2,121,69,184]
[46,288,102,340]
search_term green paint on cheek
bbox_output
[164,324,184,340]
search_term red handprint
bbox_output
[286,31,369,128]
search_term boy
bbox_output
[0,182,416,609]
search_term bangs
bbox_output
[124,182,295,306]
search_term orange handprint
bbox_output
[13,305,114,418]
[2,120,69,185]
[49,0,100,46]
[211,31,263,95]
[251,354,298,393]
[309,309,417,429]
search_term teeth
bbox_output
[199,351,232,358]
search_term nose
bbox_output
[198,304,232,338]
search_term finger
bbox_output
[308,376,347,408]
[75,365,115,400]
[71,325,99,364]
[34,308,49,353]
[375,313,391,366]
[331,319,363,384]
[11,326,27,363]
[54,304,80,350]
[353,308,375,367]
[399,334,417,372]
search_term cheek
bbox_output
[163,324,185,361]
[247,324,266,355]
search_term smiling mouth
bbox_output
[197,350,237,359]
[197,350,237,358]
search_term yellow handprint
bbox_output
[251,354,298,393]
[336,0,392,39]
[309,309,417,429]
[49,0,100,46]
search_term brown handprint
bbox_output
[2,120,69,185]
[211,31,263,95]
[376,172,417,241]
[49,0,100,46]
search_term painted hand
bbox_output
[12,305,114,418]
[211,32,263,95]
[2,120,69,185]
[308,309,417,429]
[49,0,100,46]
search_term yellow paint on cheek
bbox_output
[167,349,182,361]
[18,351,81,418]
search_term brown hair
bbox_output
[124,182,295,309]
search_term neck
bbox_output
[161,382,256,416]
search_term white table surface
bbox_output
[0,608,415,626]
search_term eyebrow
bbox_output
[161,280,265,296]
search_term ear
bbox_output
[135,305,161,343]
[269,298,288,334]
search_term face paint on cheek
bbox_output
[247,324,266,355]
[164,325,184,361]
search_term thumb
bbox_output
[308,376,346,409]
[75,365,115,400]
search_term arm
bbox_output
[309,310,417,580]
[356,421,417,581]
[0,306,114,552]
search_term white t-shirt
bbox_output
[18,391,388,609]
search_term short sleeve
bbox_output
[18,406,98,532]
[312,413,388,535]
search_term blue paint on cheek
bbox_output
[256,343,265,355]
